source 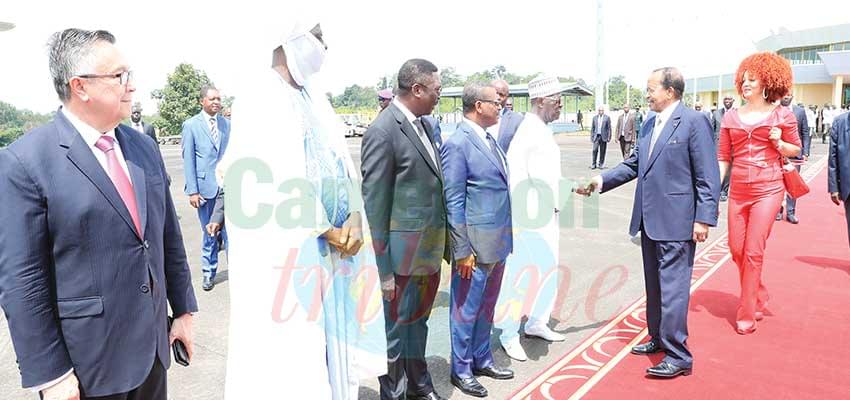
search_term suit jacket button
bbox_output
[140,284,150,293]
[143,240,150,249]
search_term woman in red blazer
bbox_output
[718,52,802,335]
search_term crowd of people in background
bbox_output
[3,19,850,400]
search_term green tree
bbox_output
[151,63,213,136]
[0,101,53,146]
[605,76,645,109]
[440,67,464,87]
[332,85,377,108]
[376,73,398,91]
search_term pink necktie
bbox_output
[95,135,142,236]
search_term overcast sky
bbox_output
[1,0,847,114]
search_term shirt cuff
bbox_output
[29,368,74,393]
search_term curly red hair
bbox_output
[735,52,793,103]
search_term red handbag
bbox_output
[781,157,809,199]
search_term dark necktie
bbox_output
[485,132,506,176]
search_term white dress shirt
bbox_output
[61,107,133,184]
[463,117,507,171]
[647,100,681,155]
[132,120,145,133]
[392,98,437,165]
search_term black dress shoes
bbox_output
[631,340,663,355]
[786,214,799,224]
[473,365,514,380]
[646,361,692,378]
[451,375,487,398]
[406,392,446,400]
[202,276,214,291]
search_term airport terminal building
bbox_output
[687,23,850,108]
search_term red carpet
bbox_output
[511,159,850,399]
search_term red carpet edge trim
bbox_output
[508,155,828,400]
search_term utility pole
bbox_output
[595,0,605,111]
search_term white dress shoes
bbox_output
[525,323,566,342]
[501,336,528,362]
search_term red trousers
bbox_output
[727,180,784,332]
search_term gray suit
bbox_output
[590,113,611,167]
[495,109,525,153]
[828,112,850,247]
[361,102,450,399]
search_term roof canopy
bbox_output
[441,82,593,98]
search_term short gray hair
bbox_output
[48,28,115,102]
[462,83,489,113]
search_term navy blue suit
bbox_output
[181,112,230,279]
[786,105,811,216]
[441,120,513,379]
[828,112,850,246]
[601,102,720,368]
[0,111,197,396]
[495,109,525,153]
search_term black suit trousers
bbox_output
[592,137,608,167]
[42,358,166,400]
[379,271,441,399]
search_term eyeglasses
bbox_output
[378,97,391,102]
[477,99,502,108]
[75,70,133,86]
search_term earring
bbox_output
[762,89,768,100]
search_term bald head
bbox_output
[491,79,509,108]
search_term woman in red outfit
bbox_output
[718,52,802,335]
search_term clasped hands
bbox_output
[574,176,603,197]
[574,176,710,242]
[323,211,364,259]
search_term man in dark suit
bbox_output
[615,104,636,158]
[777,94,810,224]
[361,58,450,400]
[577,67,720,378]
[130,103,157,144]
[590,105,611,169]
[181,86,230,291]
[441,83,515,398]
[0,28,197,400]
[828,110,850,247]
[492,79,525,153]
[713,96,735,201]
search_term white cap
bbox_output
[527,74,562,99]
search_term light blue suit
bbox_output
[601,102,720,368]
[441,120,513,379]
[181,112,230,278]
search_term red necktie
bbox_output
[95,135,142,236]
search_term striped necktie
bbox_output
[209,117,219,144]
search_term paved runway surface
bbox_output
[0,134,828,399]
